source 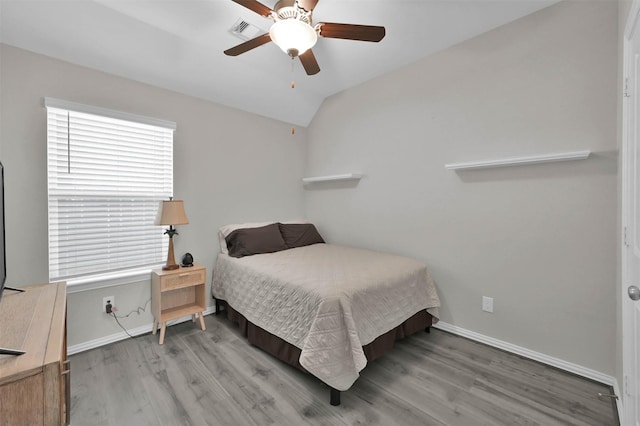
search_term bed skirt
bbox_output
[214,298,433,404]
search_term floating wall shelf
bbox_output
[302,173,363,184]
[444,150,591,170]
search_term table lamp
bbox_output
[155,199,189,270]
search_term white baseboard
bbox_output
[433,321,617,387]
[68,306,216,355]
[613,377,624,424]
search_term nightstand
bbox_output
[151,263,206,344]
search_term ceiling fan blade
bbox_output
[231,0,273,17]
[296,0,319,12]
[299,49,320,75]
[224,33,272,56]
[317,22,386,42]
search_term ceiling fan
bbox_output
[224,0,386,75]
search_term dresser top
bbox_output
[0,282,67,384]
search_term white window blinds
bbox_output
[45,98,175,280]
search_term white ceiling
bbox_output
[0,0,558,126]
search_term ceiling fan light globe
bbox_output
[269,19,317,56]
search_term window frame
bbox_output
[45,98,176,288]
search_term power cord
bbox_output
[107,299,151,339]
[111,299,151,318]
[109,311,135,338]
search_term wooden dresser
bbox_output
[0,282,69,425]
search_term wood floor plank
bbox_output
[465,377,594,426]
[70,315,619,426]
[475,357,615,425]
[361,351,494,425]
[224,336,352,423]
[71,340,164,425]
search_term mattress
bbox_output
[211,243,440,391]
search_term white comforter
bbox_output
[211,244,440,391]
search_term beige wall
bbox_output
[0,44,306,346]
[306,1,618,375]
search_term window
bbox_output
[45,98,175,281]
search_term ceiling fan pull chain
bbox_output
[291,57,295,135]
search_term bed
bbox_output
[211,222,440,405]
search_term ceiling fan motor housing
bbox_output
[274,0,312,24]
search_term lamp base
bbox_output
[162,264,180,271]
[163,235,180,271]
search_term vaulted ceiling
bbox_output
[0,0,558,126]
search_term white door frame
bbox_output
[623,2,640,424]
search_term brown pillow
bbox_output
[278,223,325,249]
[225,223,288,258]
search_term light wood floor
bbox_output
[70,314,618,425]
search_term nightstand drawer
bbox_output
[161,269,205,291]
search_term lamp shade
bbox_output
[155,200,189,226]
[269,19,317,57]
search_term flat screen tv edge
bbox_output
[0,161,26,356]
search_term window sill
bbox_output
[65,265,164,294]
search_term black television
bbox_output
[0,161,25,356]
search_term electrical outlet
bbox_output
[482,296,494,313]
[102,296,115,313]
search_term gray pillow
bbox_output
[278,223,325,249]
[225,223,288,258]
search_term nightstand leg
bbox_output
[152,319,158,335]
[198,312,206,331]
[159,322,166,345]
[191,314,196,323]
